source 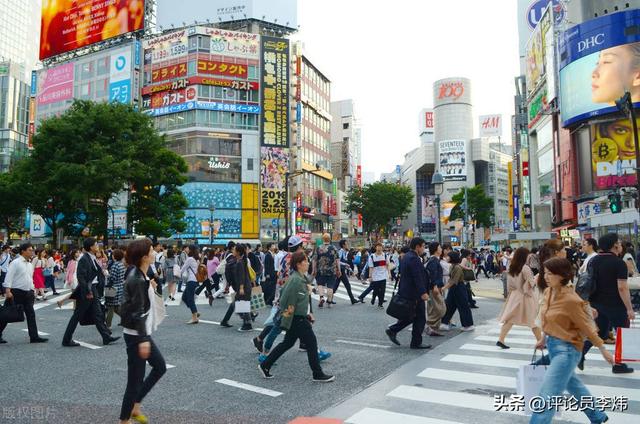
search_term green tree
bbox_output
[0,172,28,237]
[344,181,413,234]
[449,185,494,228]
[11,100,188,244]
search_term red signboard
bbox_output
[149,86,197,108]
[356,165,362,187]
[151,63,187,82]
[142,79,188,95]
[437,81,465,100]
[40,0,145,60]
[522,161,529,176]
[425,111,434,129]
[197,59,247,78]
[189,76,258,90]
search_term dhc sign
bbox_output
[577,33,605,53]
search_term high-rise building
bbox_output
[0,0,41,81]
[330,99,360,192]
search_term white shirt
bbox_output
[4,255,34,291]
[579,252,598,274]
[367,253,389,282]
[87,252,100,285]
[0,252,10,273]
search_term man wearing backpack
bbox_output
[579,233,636,374]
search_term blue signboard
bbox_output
[526,0,564,30]
[134,41,141,68]
[30,71,37,96]
[109,79,131,103]
[145,101,261,117]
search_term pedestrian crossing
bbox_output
[341,319,640,423]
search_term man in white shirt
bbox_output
[0,243,48,344]
[0,244,12,295]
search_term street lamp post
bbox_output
[209,205,215,246]
[431,172,444,243]
[615,91,640,211]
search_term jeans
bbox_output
[264,323,283,352]
[529,336,607,424]
[465,282,477,307]
[388,299,426,347]
[0,289,39,340]
[262,278,276,305]
[119,334,166,421]
[441,283,474,327]
[582,302,630,364]
[44,275,57,293]
[181,280,198,314]
[262,316,323,377]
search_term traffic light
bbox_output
[608,192,622,214]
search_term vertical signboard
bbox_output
[109,47,132,104]
[478,114,502,137]
[260,36,290,147]
[508,161,514,221]
[260,147,289,218]
[438,140,467,181]
[36,63,74,106]
[591,118,639,190]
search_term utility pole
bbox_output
[463,186,468,247]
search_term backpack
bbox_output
[196,263,208,283]
[575,257,597,301]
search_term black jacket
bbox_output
[75,253,106,299]
[120,267,151,339]
[264,252,276,280]
[398,250,431,300]
[225,255,252,301]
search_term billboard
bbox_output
[39,0,145,60]
[260,147,289,219]
[197,59,248,78]
[559,9,640,127]
[36,63,74,106]
[109,47,133,104]
[151,63,187,82]
[591,117,639,190]
[419,108,434,134]
[478,114,502,137]
[433,78,471,107]
[260,36,290,147]
[420,195,436,225]
[438,140,467,182]
[201,27,260,59]
[143,29,188,65]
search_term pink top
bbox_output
[65,260,77,284]
[207,256,220,278]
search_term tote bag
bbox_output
[516,349,549,416]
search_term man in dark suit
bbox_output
[262,243,277,306]
[385,237,432,349]
[62,238,119,347]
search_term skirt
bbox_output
[33,268,45,289]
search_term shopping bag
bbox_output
[628,276,640,290]
[250,286,266,313]
[235,300,251,313]
[0,301,25,323]
[516,349,548,416]
[615,327,640,363]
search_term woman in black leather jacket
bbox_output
[119,238,167,424]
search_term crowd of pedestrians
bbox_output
[1,230,639,423]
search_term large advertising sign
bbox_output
[40,0,145,60]
[36,63,74,106]
[420,195,436,225]
[591,118,639,190]
[438,140,467,182]
[260,36,290,147]
[559,9,640,127]
[109,47,132,104]
[433,78,471,107]
[478,114,503,137]
[205,27,259,59]
[143,30,188,65]
[260,147,289,219]
[197,59,248,78]
[151,63,187,82]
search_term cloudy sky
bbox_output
[294,0,520,177]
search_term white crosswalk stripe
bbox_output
[342,311,640,423]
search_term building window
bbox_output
[247,158,253,170]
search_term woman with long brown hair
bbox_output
[496,247,541,349]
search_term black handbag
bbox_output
[79,305,97,326]
[386,279,416,321]
[463,268,476,281]
[0,301,25,323]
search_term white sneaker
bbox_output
[461,326,475,332]
[439,324,451,331]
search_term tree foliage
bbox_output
[0,172,28,236]
[449,185,494,228]
[9,100,188,243]
[344,182,413,234]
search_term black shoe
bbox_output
[410,344,432,350]
[470,304,479,309]
[350,298,359,305]
[496,341,510,349]
[220,322,232,328]
[577,356,585,371]
[253,337,263,353]
[0,338,7,344]
[62,341,80,347]
[358,298,364,303]
[52,292,59,295]
[312,373,336,383]
[103,336,120,345]
[30,337,48,343]
[208,295,214,306]
[385,328,400,346]
[370,298,375,305]
[258,363,273,379]
[178,289,183,293]
[612,364,634,374]
[318,298,325,308]
[238,326,253,332]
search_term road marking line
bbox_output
[418,367,640,399]
[459,343,605,362]
[21,329,50,336]
[198,320,221,325]
[33,290,72,310]
[76,341,102,350]
[215,378,282,397]
[345,407,461,424]
[440,354,640,380]
[474,335,615,351]
[166,364,176,369]
[335,340,390,349]
[387,386,639,423]
[487,328,536,336]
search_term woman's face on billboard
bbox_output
[605,120,635,159]
[592,44,640,104]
